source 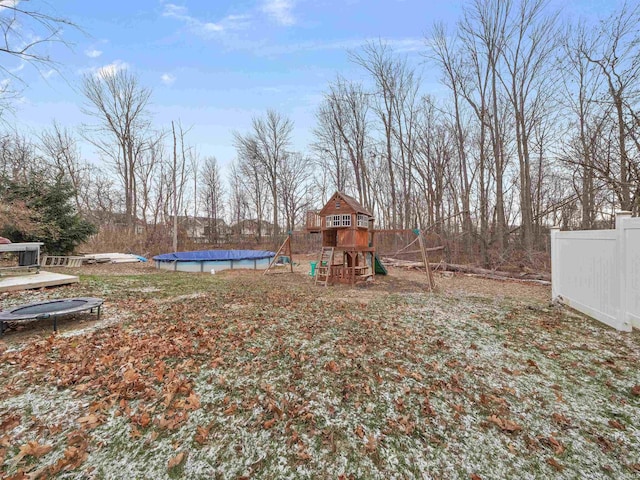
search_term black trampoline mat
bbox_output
[13,299,88,315]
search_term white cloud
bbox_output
[85,48,103,58]
[43,69,57,79]
[161,73,176,85]
[254,37,425,56]
[261,0,296,26]
[161,3,189,20]
[162,3,250,37]
[9,61,25,73]
[96,60,129,78]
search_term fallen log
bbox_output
[381,258,425,268]
[435,263,550,282]
[380,257,551,282]
[463,273,551,286]
[391,246,445,256]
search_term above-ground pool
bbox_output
[153,249,276,273]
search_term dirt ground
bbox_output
[256,253,551,304]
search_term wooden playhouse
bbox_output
[309,191,376,285]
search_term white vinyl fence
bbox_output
[551,211,640,332]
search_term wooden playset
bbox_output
[307,191,376,286]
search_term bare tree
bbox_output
[235,140,267,241]
[559,22,606,229]
[581,1,640,212]
[86,167,122,224]
[134,131,165,229]
[200,156,225,243]
[350,42,402,227]
[279,152,311,231]
[0,2,79,115]
[0,131,39,182]
[189,146,200,240]
[227,160,247,236]
[168,120,191,251]
[39,123,90,212]
[82,69,152,227]
[496,0,559,253]
[312,100,351,193]
[431,1,511,257]
[413,96,453,234]
[314,77,372,209]
[234,110,293,237]
[430,22,477,252]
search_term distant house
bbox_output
[90,211,146,235]
[173,216,229,243]
[231,219,275,238]
[203,218,230,243]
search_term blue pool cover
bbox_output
[153,249,276,262]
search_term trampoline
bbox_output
[0,297,103,335]
[153,249,276,273]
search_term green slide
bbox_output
[374,254,387,275]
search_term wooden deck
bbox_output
[0,271,79,292]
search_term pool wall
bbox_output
[155,257,273,272]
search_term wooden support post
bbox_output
[264,234,293,275]
[417,230,435,291]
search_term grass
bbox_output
[1,267,639,479]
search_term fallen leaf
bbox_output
[355,425,365,439]
[194,425,209,445]
[296,449,311,460]
[139,412,151,427]
[546,457,564,471]
[549,436,564,455]
[20,441,52,458]
[0,414,20,432]
[77,414,101,429]
[324,360,339,373]
[154,362,165,382]
[184,392,201,411]
[168,451,186,470]
[123,368,138,383]
[551,412,571,427]
[539,435,565,455]
[365,434,377,452]
[608,419,626,430]
[488,415,522,433]
[263,418,276,429]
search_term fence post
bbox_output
[550,225,560,301]
[616,211,632,331]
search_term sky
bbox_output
[5,0,616,171]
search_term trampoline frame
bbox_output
[0,297,103,336]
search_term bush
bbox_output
[0,174,96,254]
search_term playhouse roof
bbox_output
[319,191,373,216]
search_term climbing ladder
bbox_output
[40,256,84,268]
[315,247,334,287]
